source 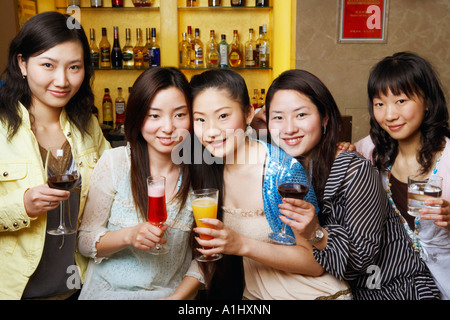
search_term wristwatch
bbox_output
[307,225,324,243]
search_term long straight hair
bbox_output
[0,11,94,140]
[189,69,248,300]
[367,51,450,173]
[189,69,251,221]
[125,67,192,221]
[265,69,342,206]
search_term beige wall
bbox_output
[295,0,450,142]
[0,0,19,73]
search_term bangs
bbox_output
[368,59,424,101]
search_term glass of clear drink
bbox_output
[407,174,443,218]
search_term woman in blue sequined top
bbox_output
[265,69,440,300]
[187,69,351,300]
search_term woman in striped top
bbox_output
[264,69,440,299]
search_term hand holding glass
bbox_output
[190,188,223,262]
[408,175,443,217]
[269,154,312,245]
[45,147,78,235]
[147,175,169,255]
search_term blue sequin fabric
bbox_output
[260,141,320,239]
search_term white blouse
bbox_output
[77,145,203,300]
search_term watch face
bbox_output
[316,228,324,238]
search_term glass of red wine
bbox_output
[269,154,312,245]
[45,147,79,236]
[147,175,169,255]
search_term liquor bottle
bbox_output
[91,0,103,7]
[206,30,219,68]
[112,0,123,7]
[122,28,134,69]
[231,0,245,6]
[179,32,192,68]
[111,26,123,69]
[102,88,113,127]
[255,0,268,7]
[89,28,100,69]
[115,87,125,126]
[99,27,111,69]
[193,28,204,68]
[258,88,265,108]
[149,28,161,67]
[133,28,145,69]
[218,34,229,68]
[251,89,259,110]
[187,26,195,67]
[258,24,270,68]
[244,28,257,68]
[143,28,152,68]
[186,0,196,6]
[228,30,243,68]
[208,0,221,6]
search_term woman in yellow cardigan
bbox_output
[0,12,110,299]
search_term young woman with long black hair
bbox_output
[0,12,110,299]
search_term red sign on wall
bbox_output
[339,0,388,43]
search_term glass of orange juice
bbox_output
[190,188,223,262]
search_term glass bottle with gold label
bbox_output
[99,27,111,69]
[244,28,257,68]
[258,25,270,68]
[228,30,243,68]
[179,32,192,68]
[206,30,219,68]
[133,28,144,69]
[122,28,134,69]
[89,28,100,69]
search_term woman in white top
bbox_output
[77,67,203,299]
[354,52,450,299]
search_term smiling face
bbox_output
[192,87,252,160]
[267,89,324,158]
[17,40,85,111]
[141,87,190,157]
[372,89,426,143]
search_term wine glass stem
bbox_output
[59,200,65,229]
[280,223,288,235]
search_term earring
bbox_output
[245,124,254,137]
[22,74,26,80]
[322,125,327,135]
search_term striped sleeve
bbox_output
[314,152,385,281]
